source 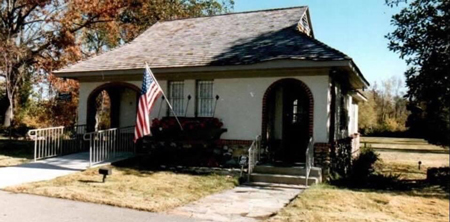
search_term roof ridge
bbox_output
[159,6,308,23]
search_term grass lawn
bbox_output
[5,163,238,212]
[0,139,34,167]
[268,137,449,222]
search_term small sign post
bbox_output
[57,92,72,101]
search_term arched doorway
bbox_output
[87,82,140,132]
[262,78,313,164]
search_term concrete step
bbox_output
[243,182,307,190]
[254,165,322,178]
[250,173,319,186]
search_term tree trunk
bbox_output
[3,94,13,127]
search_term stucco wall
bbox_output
[214,76,329,142]
[77,74,330,143]
[119,88,138,127]
[77,80,167,127]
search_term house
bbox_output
[55,6,369,181]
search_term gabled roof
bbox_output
[55,6,356,75]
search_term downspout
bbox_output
[329,69,337,147]
[328,69,338,175]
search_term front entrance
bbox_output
[263,79,312,164]
[87,82,140,132]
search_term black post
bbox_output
[212,95,220,117]
[184,95,192,117]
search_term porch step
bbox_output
[254,165,322,178]
[249,173,319,186]
[243,182,307,190]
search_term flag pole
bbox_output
[145,63,184,131]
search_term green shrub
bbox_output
[330,147,400,189]
[351,147,379,179]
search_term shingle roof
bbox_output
[56,6,352,74]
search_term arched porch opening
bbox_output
[86,82,140,132]
[262,78,314,164]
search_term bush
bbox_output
[351,147,379,179]
[427,167,450,188]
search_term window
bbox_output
[197,80,214,117]
[292,99,298,123]
[168,81,184,116]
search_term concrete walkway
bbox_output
[169,183,304,222]
[0,152,133,188]
[0,191,198,222]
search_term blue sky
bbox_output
[234,0,408,86]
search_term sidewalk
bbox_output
[170,183,304,222]
[0,152,132,188]
[0,191,198,222]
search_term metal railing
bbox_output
[305,137,314,186]
[247,135,262,181]
[28,125,88,161]
[28,126,64,161]
[83,126,135,167]
[62,125,88,155]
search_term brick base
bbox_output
[314,136,360,180]
[314,143,331,178]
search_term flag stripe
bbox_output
[134,64,163,142]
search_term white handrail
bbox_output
[28,126,65,161]
[305,137,314,186]
[28,125,89,161]
[83,126,135,167]
[247,135,262,181]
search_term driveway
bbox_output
[0,191,199,222]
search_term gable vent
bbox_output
[298,14,312,37]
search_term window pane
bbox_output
[197,80,214,117]
[169,81,184,116]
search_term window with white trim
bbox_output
[168,81,184,116]
[196,80,214,117]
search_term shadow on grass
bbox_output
[112,154,242,179]
[330,174,449,200]
[373,147,449,154]
[0,139,34,160]
[78,180,104,184]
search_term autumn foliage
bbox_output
[0,0,233,129]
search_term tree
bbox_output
[0,0,131,127]
[359,76,409,134]
[0,0,233,128]
[81,0,234,55]
[386,0,450,146]
[358,91,377,134]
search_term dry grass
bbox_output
[369,137,449,180]
[269,137,450,222]
[0,140,33,167]
[0,155,30,167]
[5,167,238,212]
[269,184,449,222]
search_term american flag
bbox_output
[134,64,162,142]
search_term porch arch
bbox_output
[86,82,140,131]
[261,78,314,162]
